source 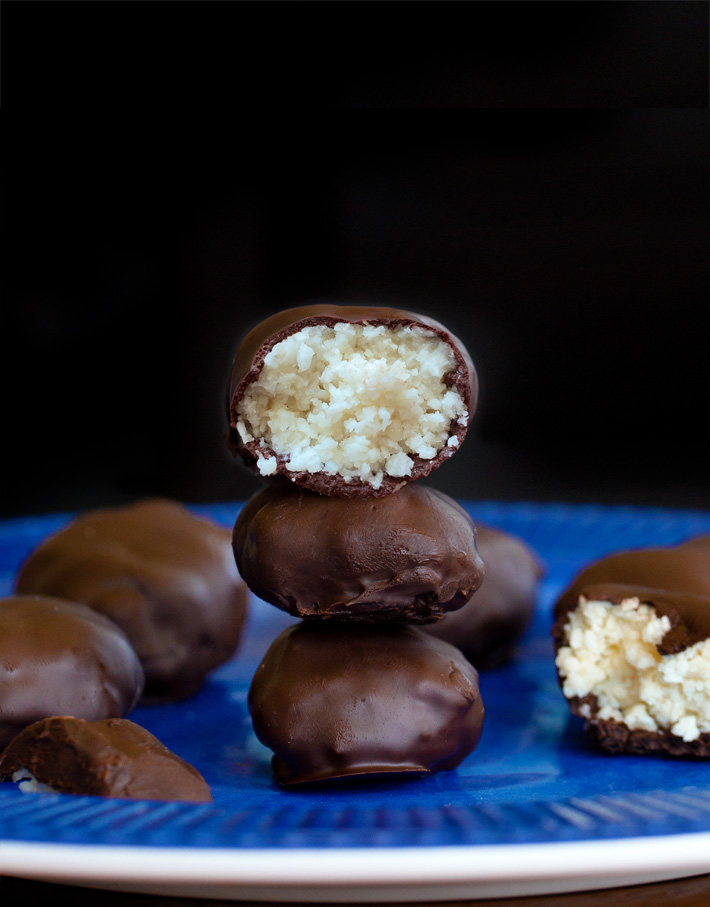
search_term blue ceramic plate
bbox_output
[1,501,709,901]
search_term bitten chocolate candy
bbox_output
[248,622,485,786]
[552,536,710,758]
[0,596,144,749]
[424,524,543,667]
[15,499,248,703]
[226,304,477,497]
[0,717,213,802]
[233,483,484,622]
[555,535,710,616]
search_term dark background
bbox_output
[2,4,708,518]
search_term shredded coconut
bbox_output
[556,597,710,741]
[237,323,467,485]
[11,769,55,794]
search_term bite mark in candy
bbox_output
[227,305,477,497]
[552,536,710,757]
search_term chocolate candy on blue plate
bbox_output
[0,595,144,749]
[233,482,484,623]
[248,621,485,786]
[552,536,710,757]
[424,523,543,668]
[0,716,213,802]
[15,499,249,703]
[227,304,477,497]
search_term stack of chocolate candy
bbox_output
[227,305,487,785]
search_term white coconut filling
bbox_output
[237,323,468,486]
[11,768,55,793]
[556,597,710,742]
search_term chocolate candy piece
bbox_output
[555,535,710,619]
[552,536,710,757]
[424,524,543,667]
[15,499,248,703]
[0,716,213,802]
[233,483,484,622]
[248,622,485,785]
[227,304,477,497]
[0,595,144,749]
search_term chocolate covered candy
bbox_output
[424,523,543,667]
[15,499,248,702]
[233,483,484,622]
[555,535,710,611]
[0,716,213,802]
[227,304,477,496]
[552,536,710,757]
[248,622,485,785]
[0,595,144,749]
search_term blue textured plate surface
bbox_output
[1,501,709,901]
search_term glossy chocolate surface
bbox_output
[248,622,485,786]
[553,535,710,654]
[424,523,543,667]
[226,304,477,496]
[0,716,213,802]
[15,499,248,702]
[0,596,144,749]
[233,483,484,622]
[552,535,710,758]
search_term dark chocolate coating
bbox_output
[0,596,144,749]
[579,712,710,759]
[552,536,710,758]
[0,716,213,802]
[226,304,477,497]
[424,523,543,667]
[248,622,485,786]
[553,535,710,655]
[233,483,484,622]
[15,499,248,703]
